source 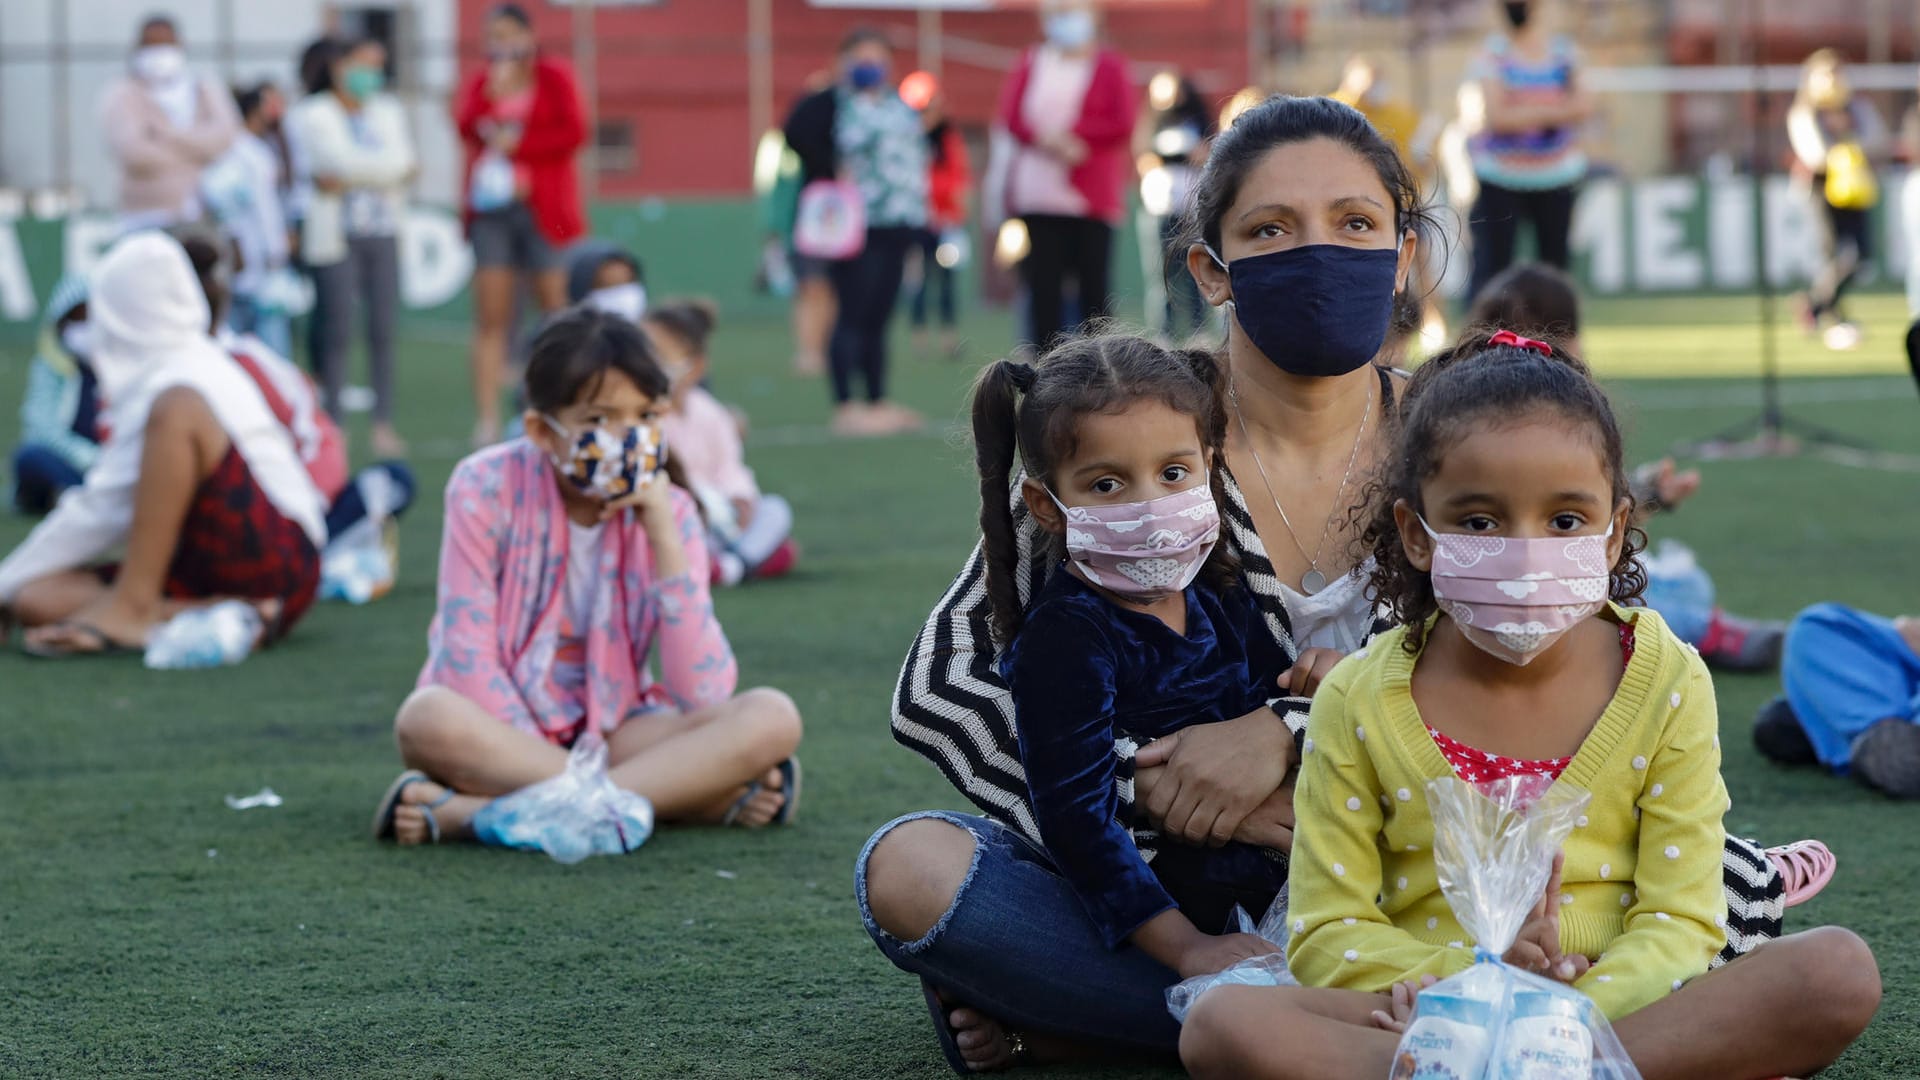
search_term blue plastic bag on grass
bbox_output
[1389,776,1640,1080]
[471,736,654,863]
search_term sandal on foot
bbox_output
[371,769,456,843]
[920,978,1028,1074]
[719,758,803,827]
[21,621,144,660]
[1766,839,1837,907]
[773,757,802,826]
[922,978,974,1074]
[719,780,766,827]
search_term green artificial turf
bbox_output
[1,292,1916,1078]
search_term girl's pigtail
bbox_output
[1177,347,1243,591]
[972,358,1035,646]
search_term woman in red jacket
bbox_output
[454,3,587,447]
[996,0,1136,349]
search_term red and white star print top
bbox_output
[1427,623,1637,784]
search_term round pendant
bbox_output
[1300,568,1328,595]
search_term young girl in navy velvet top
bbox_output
[973,334,1291,980]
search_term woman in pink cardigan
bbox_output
[996,0,1137,348]
[373,309,802,846]
[101,16,241,229]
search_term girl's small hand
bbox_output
[1276,648,1346,698]
[1369,976,1438,1034]
[1504,853,1570,977]
[1175,931,1280,980]
[599,474,674,526]
[1652,458,1702,509]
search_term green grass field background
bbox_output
[1,293,1916,1077]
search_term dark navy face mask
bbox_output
[1209,243,1401,378]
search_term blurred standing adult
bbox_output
[101,15,240,230]
[455,2,588,447]
[996,0,1137,348]
[1902,69,1920,394]
[287,37,339,376]
[202,82,295,358]
[1788,49,1888,353]
[815,29,928,437]
[1135,70,1213,341]
[291,37,415,458]
[902,72,971,360]
[1460,0,1591,301]
[781,69,841,376]
[1333,54,1444,348]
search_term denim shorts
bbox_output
[855,810,1185,1055]
[470,202,559,273]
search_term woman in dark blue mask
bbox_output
[864,96,1438,1073]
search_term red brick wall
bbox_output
[455,0,1254,197]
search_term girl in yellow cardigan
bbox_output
[1181,331,1880,1080]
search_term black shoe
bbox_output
[1752,696,1819,766]
[1905,320,1919,400]
[1850,718,1920,799]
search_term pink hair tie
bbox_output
[1489,329,1553,356]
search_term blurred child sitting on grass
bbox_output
[10,276,98,515]
[645,299,798,585]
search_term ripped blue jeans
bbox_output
[855,810,1184,1054]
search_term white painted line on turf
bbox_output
[1624,380,1909,411]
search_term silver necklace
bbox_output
[1227,374,1372,596]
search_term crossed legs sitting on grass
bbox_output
[10,386,316,655]
[1181,927,1880,1080]
[383,684,804,844]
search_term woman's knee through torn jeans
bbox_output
[855,810,1183,1054]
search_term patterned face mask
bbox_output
[1421,518,1614,665]
[1049,479,1220,601]
[543,417,666,501]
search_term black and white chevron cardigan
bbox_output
[890,469,1784,964]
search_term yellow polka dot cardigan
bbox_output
[1285,605,1728,1020]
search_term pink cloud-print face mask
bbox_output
[1420,517,1614,665]
[1050,480,1221,601]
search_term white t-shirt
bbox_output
[565,521,606,633]
[1275,556,1382,655]
[547,521,607,725]
[1008,47,1093,218]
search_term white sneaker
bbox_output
[1822,323,1862,351]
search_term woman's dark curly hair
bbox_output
[1360,327,1647,655]
[973,333,1238,647]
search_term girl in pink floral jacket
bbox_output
[373,309,802,846]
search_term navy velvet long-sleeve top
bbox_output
[1002,566,1293,950]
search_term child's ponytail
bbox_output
[972,358,1036,646]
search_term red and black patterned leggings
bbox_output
[161,446,321,637]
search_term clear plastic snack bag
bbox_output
[1389,775,1640,1080]
[470,736,654,864]
[1166,885,1298,1022]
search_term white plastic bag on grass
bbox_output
[1389,775,1640,1080]
[1166,885,1298,1022]
[470,736,654,863]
